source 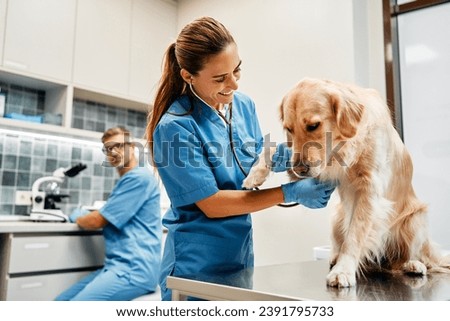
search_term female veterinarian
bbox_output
[146,16,336,301]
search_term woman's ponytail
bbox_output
[146,43,186,160]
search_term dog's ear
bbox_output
[279,96,285,123]
[330,89,364,139]
[278,97,292,146]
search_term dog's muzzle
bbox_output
[290,161,310,179]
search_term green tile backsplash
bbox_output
[72,99,147,139]
[2,83,45,117]
[0,131,118,215]
[0,81,150,216]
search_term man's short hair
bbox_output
[101,126,132,144]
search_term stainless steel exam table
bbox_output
[167,260,450,301]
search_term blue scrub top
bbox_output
[153,91,263,299]
[100,166,162,292]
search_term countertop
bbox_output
[0,216,93,233]
[0,215,167,234]
[167,260,450,301]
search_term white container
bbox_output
[0,91,5,117]
[313,245,331,260]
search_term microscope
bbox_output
[30,163,87,222]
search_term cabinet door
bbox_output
[7,271,92,301]
[2,0,76,82]
[9,235,104,273]
[73,0,131,96]
[128,0,177,102]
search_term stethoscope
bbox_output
[189,83,298,208]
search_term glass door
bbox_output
[397,2,450,250]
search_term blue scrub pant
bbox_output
[54,268,150,301]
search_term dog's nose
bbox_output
[291,161,310,178]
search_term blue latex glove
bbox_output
[271,143,292,172]
[69,208,90,223]
[281,178,336,209]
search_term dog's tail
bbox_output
[427,254,450,273]
[422,241,450,273]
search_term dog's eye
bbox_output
[306,122,320,132]
[285,127,293,134]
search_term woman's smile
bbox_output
[219,90,234,97]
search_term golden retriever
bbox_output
[243,78,450,287]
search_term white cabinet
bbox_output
[0,0,177,139]
[2,0,77,82]
[7,271,92,301]
[0,231,105,301]
[9,235,104,273]
[74,0,177,103]
[0,0,7,66]
[73,0,132,97]
[129,0,177,102]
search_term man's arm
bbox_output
[76,210,108,230]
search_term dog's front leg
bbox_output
[242,147,276,189]
[327,186,376,287]
[329,203,346,268]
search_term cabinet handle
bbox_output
[24,243,50,250]
[20,282,44,289]
[3,60,28,70]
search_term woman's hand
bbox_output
[281,178,336,208]
[271,143,292,172]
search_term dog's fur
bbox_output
[243,78,450,287]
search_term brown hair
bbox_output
[146,16,235,159]
[101,126,132,144]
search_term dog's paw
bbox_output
[329,254,339,268]
[326,269,356,288]
[242,165,270,189]
[402,275,428,289]
[326,285,357,300]
[402,260,427,275]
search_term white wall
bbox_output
[177,0,385,265]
